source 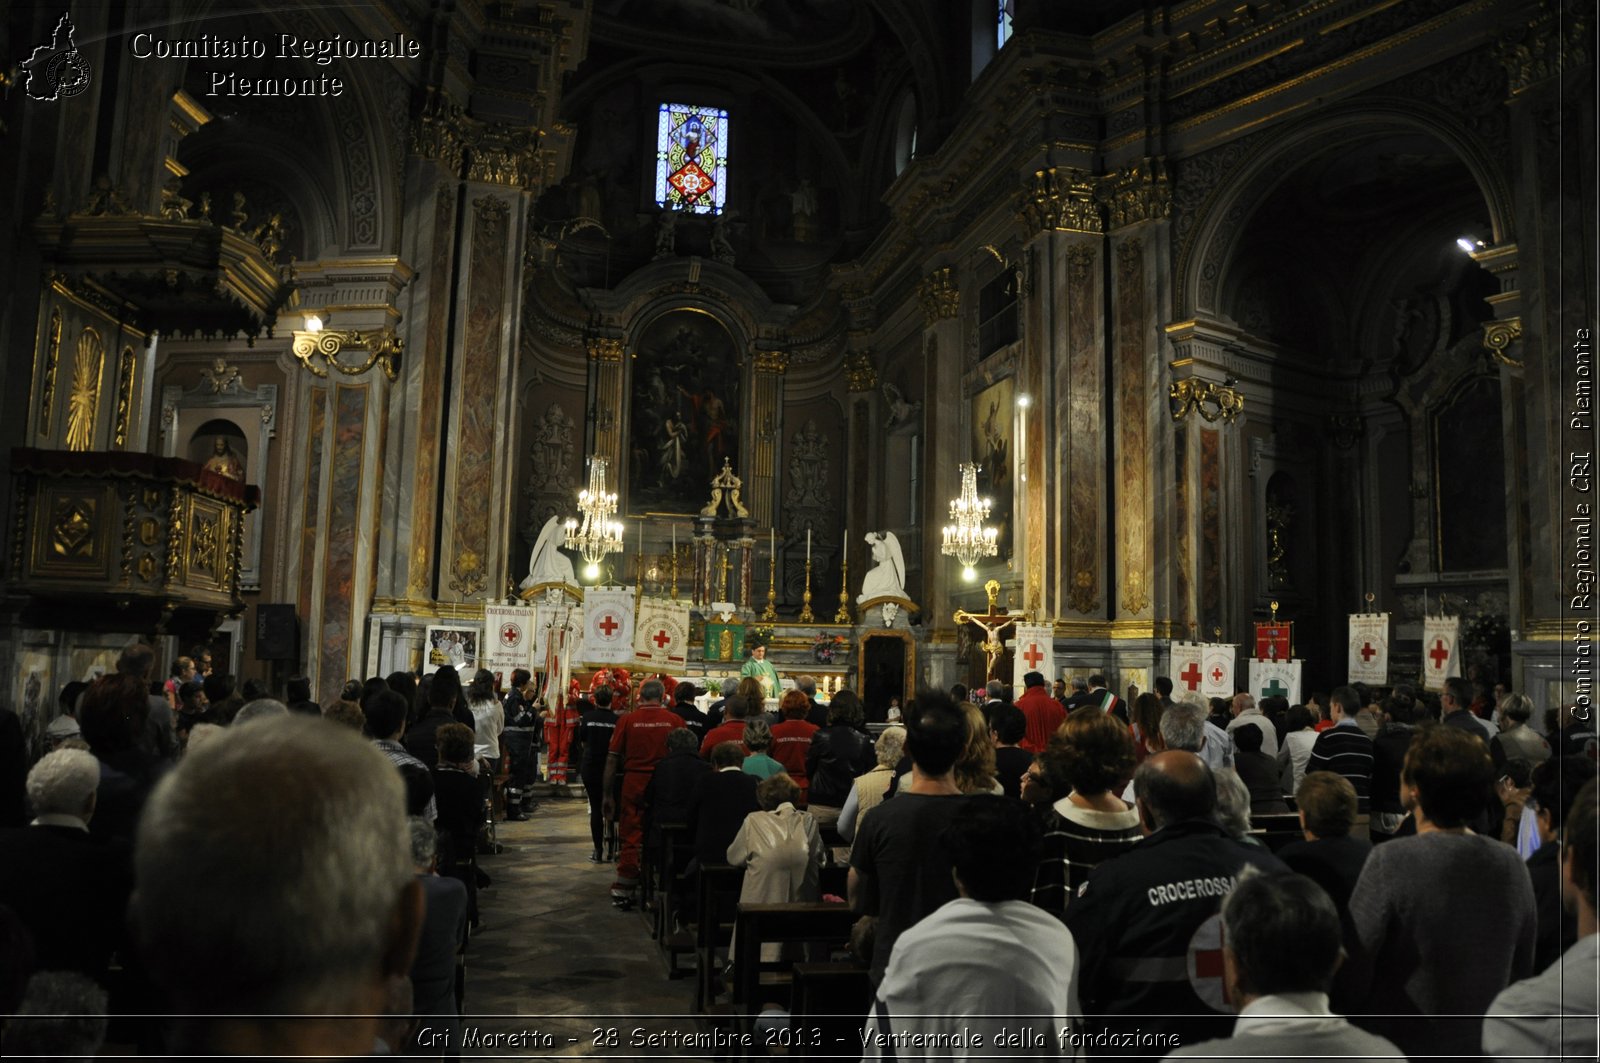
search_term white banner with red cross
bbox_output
[1010,624,1056,691]
[583,588,637,665]
[1170,641,1206,698]
[1199,644,1236,699]
[482,605,536,673]
[634,596,690,670]
[1347,612,1390,685]
[1422,614,1462,692]
[1247,657,1303,706]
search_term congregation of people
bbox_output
[0,639,1597,1060]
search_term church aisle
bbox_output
[462,791,709,1058]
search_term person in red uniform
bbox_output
[602,678,685,907]
[769,689,820,804]
[1015,671,1067,754]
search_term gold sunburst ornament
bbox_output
[64,327,104,451]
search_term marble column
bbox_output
[915,270,960,633]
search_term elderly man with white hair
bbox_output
[0,748,133,982]
[132,715,423,1055]
[1162,695,1235,774]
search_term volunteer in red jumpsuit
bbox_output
[602,676,685,906]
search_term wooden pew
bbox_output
[728,902,858,1045]
[693,863,747,1015]
[788,961,871,1059]
[1250,811,1305,852]
[653,821,696,977]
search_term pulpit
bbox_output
[8,448,258,640]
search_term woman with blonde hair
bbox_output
[836,724,905,844]
[955,701,1002,795]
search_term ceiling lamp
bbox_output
[941,462,998,582]
[564,456,624,582]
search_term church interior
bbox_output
[0,0,1590,716]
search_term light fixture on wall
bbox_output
[564,456,624,582]
[941,462,998,582]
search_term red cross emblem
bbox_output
[1429,638,1450,669]
[668,161,714,204]
[598,615,620,637]
[1179,662,1203,690]
[499,623,520,647]
[653,629,672,649]
[1023,643,1043,668]
[1360,642,1378,662]
[1210,666,1225,684]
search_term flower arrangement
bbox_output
[813,633,847,664]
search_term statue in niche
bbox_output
[882,381,920,428]
[203,437,245,481]
[858,531,907,604]
[520,515,577,592]
[654,207,678,258]
[790,178,818,242]
[710,211,736,264]
[784,420,831,512]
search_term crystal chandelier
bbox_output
[941,462,998,582]
[564,456,624,581]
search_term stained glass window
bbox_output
[655,102,729,215]
[997,0,1014,49]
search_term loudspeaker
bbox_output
[256,604,299,661]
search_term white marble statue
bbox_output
[520,515,577,591]
[857,531,907,604]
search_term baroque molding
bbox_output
[1104,159,1173,230]
[1483,317,1523,367]
[1017,167,1102,235]
[845,349,878,393]
[918,267,959,323]
[1496,0,1591,96]
[291,328,402,381]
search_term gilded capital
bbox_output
[918,267,959,324]
[1103,159,1172,230]
[465,125,543,190]
[845,349,878,392]
[1483,317,1523,367]
[1496,2,1590,96]
[587,337,624,362]
[753,349,790,374]
[1170,378,1243,424]
[1017,166,1102,234]
[409,88,469,174]
[291,328,403,381]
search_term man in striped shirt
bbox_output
[1305,685,1374,811]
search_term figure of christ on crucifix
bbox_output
[953,579,1020,682]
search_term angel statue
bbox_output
[519,514,577,593]
[858,531,907,604]
[882,381,921,427]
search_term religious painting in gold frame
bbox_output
[971,377,1014,560]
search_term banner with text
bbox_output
[1011,624,1057,692]
[1200,643,1237,699]
[1248,657,1304,705]
[1421,614,1462,691]
[1171,642,1205,697]
[634,596,691,670]
[1347,613,1390,684]
[483,605,536,673]
[1254,621,1293,662]
[583,588,637,665]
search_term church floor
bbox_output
[462,787,708,1059]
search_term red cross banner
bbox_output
[1170,641,1206,697]
[1347,612,1390,684]
[583,587,637,665]
[1200,643,1236,699]
[1421,614,1462,691]
[1010,624,1056,691]
[482,605,536,673]
[1247,657,1303,705]
[533,602,584,664]
[1253,621,1293,662]
[633,596,690,670]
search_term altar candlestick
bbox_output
[806,528,811,563]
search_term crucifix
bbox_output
[953,579,1021,682]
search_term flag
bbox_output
[539,607,578,712]
[1421,614,1462,692]
[483,605,535,673]
[1011,624,1056,691]
[1171,641,1206,697]
[533,602,584,663]
[1248,658,1303,705]
[1254,621,1293,662]
[1348,613,1390,684]
[634,596,691,669]
[583,588,636,665]
[1200,644,1236,699]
